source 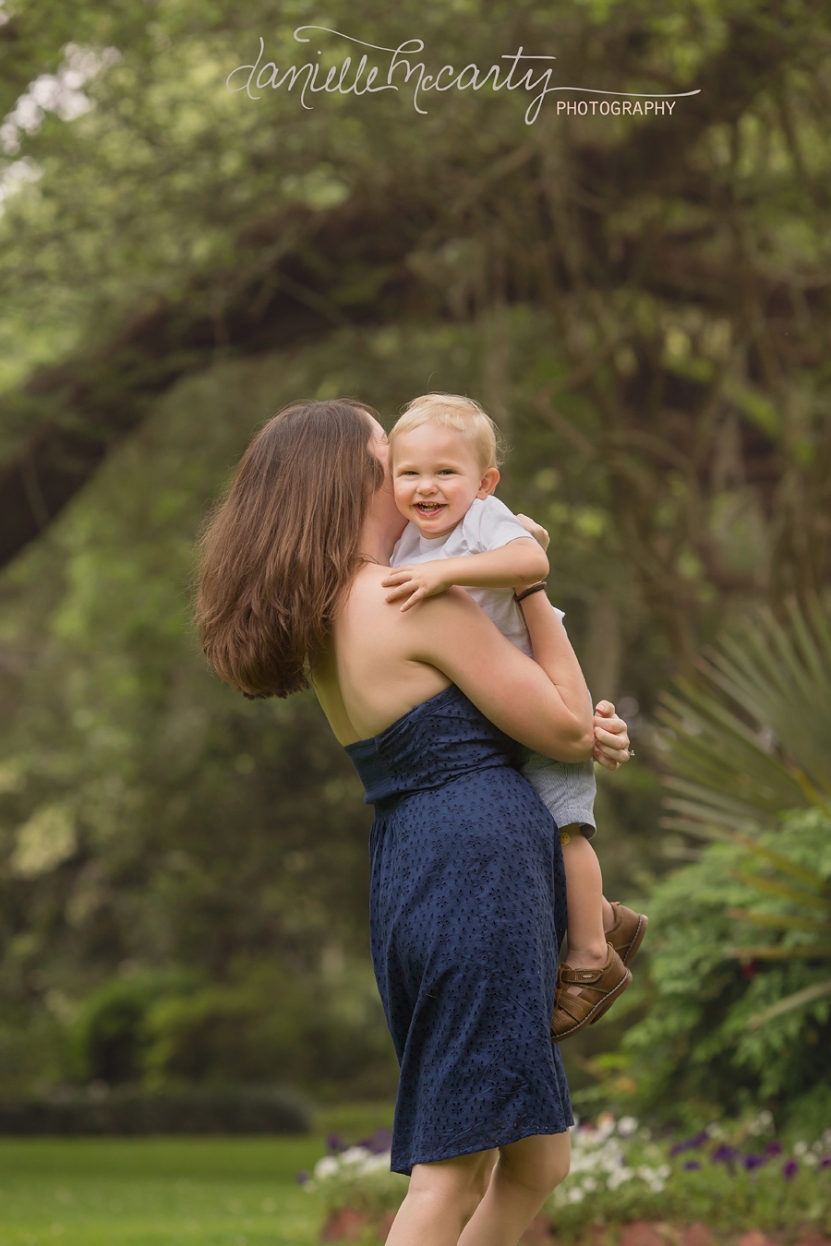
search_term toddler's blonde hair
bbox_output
[390,392,506,471]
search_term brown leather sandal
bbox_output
[606,902,649,968]
[588,903,648,1026]
[550,943,631,1042]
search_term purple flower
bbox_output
[742,1155,766,1170]
[369,1127,393,1154]
[353,1128,393,1154]
[819,1156,831,1170]
[783,1160,799,1181]
[711,1145,737,1163]
[326,1134,345,1153]
[684,1161,702,1171]
[296,1170,310,1185]
[671,1131,709,1156]
[765,1142,783,1157]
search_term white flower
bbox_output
[794,1141,809,1156]
[582,1177,598,1192]
[746,1109,773,1136]
[706,1123,725,1139]
[635,1164,668,1192]
[340,1147,372,1166]
[567,1187,585,1203]
[617,1116,639,1137]
[607,1168,634,1190]
[357,1154,392,1175]
[803,1152,818,1167]
[313,1156,340,1181]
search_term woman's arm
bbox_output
[407,588,594,761]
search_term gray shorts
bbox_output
[519,749,597,839]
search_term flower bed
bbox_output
[546,1114,831,1241]
[303,1116,831,1244]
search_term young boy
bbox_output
[382,392,647,1040]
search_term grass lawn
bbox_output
[0,1103,395,1246]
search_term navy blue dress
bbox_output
[345,684,573,1176]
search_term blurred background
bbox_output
[1,0,830,1203]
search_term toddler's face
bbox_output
[392,423,498,538]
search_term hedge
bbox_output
[0,1085,310,1135]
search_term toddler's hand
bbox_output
[382,563,449,612]
[592,700,632,770]
[516,513,550,551]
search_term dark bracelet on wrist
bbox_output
[513,581,548,603]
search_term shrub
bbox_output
[624,809,831,1119]
[0,1084,310,1134]
[69,971,197,1084]
[64,961,398,1098]
[140,962,398,1097]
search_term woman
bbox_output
[196,398,630,1246]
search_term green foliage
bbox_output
[70,971,196,1084]
[140,961,396,1096]
[0,1085,310,1136]
[625,809,831,1116]
[590,600,831,1122]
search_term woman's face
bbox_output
[365,414,391,479]
[364,413,407,539]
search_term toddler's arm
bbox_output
[382,538,549,612]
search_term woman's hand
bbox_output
[516,513,550,552]
[592,700,632,770]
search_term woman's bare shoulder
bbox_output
[309,566,442,743]
[342,565,481,643]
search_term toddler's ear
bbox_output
[477,467,500,498]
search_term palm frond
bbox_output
[656,596,831,835]
[727,908,831,933]
[728,838,826,890]
[747,977,831,1030]
[730,871,828,910]
[727,945,831,960]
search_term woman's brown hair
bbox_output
[195,398,383,698]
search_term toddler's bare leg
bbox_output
[560,829,614,989]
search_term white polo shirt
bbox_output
[391,495,563,657]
